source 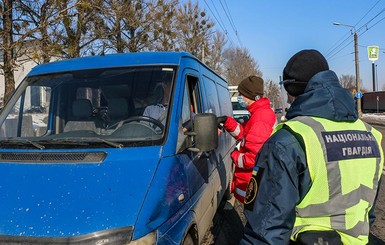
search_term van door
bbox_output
[176,70,218,238]
[199,74,233,207]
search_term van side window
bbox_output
[177,75,200,151]
[202,76,220,114]
[181,84,192,126]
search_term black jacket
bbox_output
[240,70,374,245]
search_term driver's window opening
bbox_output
[180,75,200,133]
[187,76,200,115]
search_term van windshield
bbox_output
[0,66,176,148]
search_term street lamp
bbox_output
[333,22,362,117]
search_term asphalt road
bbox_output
[201,123,385,245]
[369,124,385,245]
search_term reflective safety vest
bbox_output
[275,116,384,245]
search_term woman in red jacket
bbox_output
[218,76,277,203]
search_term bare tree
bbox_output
[0,0,234,107]
[15,0,63,63]
[174,0,214,58]
[338,74,369,96]
[339,74,355,91]
[57,0,103,58]
[264,79,281,109]
[96,0,163,54]
[94,0,131,54]
[1,0,16,104]
[204,31,226,76]
[223,46,262,85]
[151,0,179,51]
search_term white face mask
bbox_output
[237,96,248,108]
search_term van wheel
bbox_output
[182,230,197,245]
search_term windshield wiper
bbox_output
[1,139,45,150]
[43,137,122,148]
[94,138,123,148]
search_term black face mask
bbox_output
[286,97,292,105]
[287,94,295,104]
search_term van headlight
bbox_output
[128,231,157,245]
[70,226,134,245]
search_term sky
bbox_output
[201,0,385,92]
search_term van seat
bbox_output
[108,97,135,123]
[64,99,97,132]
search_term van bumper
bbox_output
[0,226,133,245]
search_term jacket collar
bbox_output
[247,97,271,114]
[286,70,358,122]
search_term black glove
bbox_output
[182,119,193,131]
[217,116,227,129]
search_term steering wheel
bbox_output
[107,116,165,132]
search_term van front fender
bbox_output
[157,210,197,245]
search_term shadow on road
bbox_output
[201,199,245,245]
[202,198,385,245]
[370,233,385,245]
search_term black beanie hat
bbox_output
[283,49,329,96]
[238,75,264,100]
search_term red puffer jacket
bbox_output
[223,97,277,202]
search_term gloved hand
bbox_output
[217,116,227,129]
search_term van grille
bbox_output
[0,152,106,163]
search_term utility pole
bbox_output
[353,32,362,118]
[333,22,362,118]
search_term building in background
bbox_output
[0,41,50,109]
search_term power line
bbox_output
[354,0,382,29]
[327,37,354,61]
[358,7,385,33]
[356,6,385,33]
[325,32,353,59]
[326,2,385,61]
[202,0,235,45]
[221,0,237,33]
[209,0,228,34]
[326,1,381,57]
[219,0,242,46]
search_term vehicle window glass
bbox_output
[202,76,220,114]
[232,101,244,111]
[0,66,176,148]
[216,84,232,116]
[181,83,192,125]
[0,86,50,138]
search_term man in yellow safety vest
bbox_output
[240,49,384,245]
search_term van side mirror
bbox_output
[185,113,218,152]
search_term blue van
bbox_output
[0,52,235,244]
